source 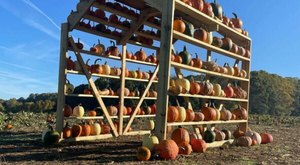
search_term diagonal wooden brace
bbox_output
[123,65,159,134]
[68,36,119,137]
[118,8,159,45]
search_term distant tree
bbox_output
[0,103,4,111]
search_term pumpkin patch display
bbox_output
[155,139,179,160]
[137,146,151,161]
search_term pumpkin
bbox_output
[185,109,195,122]
[183,20,194,37]
[231,13,243,29]
[237,136,252,147]
[168,106,179,122]
[142,72,150,80]
[189,77,200,95]
[62,122,72,139]
[174,54,183,64]
[205,32,213,45]
[87,110,97,117]
[194,28,207,42]
[245,130,262,145]
[220,107,232,121]
[150,104,156,114]
[232,85,247,99]
[191,53,202,68]
[71,124,82,137]
[194,112,205,121]
[137,146,151,161]
[178,141,193,155]
[222,129,232,140]
[224,63,234,76]
[224,84,234,98]
[149,89,157,98]
[179,46,192,65]
[75,38,84,49]
[202,2,214,17]
[212,37,223,48]
[66,56,75,70]
[210,0,223,19]
[64,104,72,117]
[101,61,111,75]
[106,41,119,56]
[66,79,74,94]
[90,122,101,135]
[215,129,226,141]
[101,124,111,134]
[191,139,207,153]
[173,17,186,33]
[175,78,191,93]
[233,127,244,139]
[213,83,222,97]
[169,79,183,95]
[221,37,233,51]
[176,106,186,122]
[129,70,137,78]
[203,60,219,72]
[260,132,273,144]
[73,104,84,117]
[146,119,155,130]
[230,43,239,54]
[199,80,213,95]
[155,139,179,160]
[90,58,102,74]
[95,39,105,54]
[107,106,118,116]
[171,127,190,144]
[232,105,248,120]
[203,127,216,143]
[244,49,251,58]
[135,48,147,61]
[109,67,121,76]
[252,139,257,146]
[81,122,91,136]
[142,135,159,151]
[117,87,130,96]
[43,125,60,145]
[201,104,217,121]
[190,132,202,141]
[135,68,143,79]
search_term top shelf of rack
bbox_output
[115,0,251,45]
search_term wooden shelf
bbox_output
[125,77,158,83]
[123,130,151,136]
[66,94,157,100]
[83,15,160,41]
[177,94,248,102]
[75,26,159,50]
[67,70,121,79]
[173,31,250,62]
[65,114,156,120]
[175,0,251,44]
[171,62,249,82]
[167,120,247,126]
[206,139,234,148]
[68,48,121,60]
[126,58,157,66]
[61,134,114,142]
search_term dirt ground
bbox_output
[1,117,300,165]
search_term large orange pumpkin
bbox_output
[189,77,201,95]
[171,127,190,145]
[260,132,273,144]
[167,106,179,122]
[173,17,186,33]
[155,139,179,160]
[190,139,207,153]
[135,48,147,61]
[185,109,195,122]
[232,105,248,120]
[200,104,217,121]
[81,123,91,136]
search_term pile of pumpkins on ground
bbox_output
[136,126,273,161]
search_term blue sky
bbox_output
[0,0,299,99]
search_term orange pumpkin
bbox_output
[101,124,111,134]
[107,106,118,116]
[71,124,82,137]
[136,68,143,79]
[135,48,147,61]
[233,127,244,139]
[232,105,248,120]
[64,104,72,117]
[81,123,91,136]
[167,106,179,122]
[178,141,193,155]
[200,104,217,121]
[155,139,179,160]
[224,84,234,98]
[189,77,200,95]
[190,139,207,153]
[137,146,151,161]
[171,127,190,144]
[260,132,273,144]
[185,109,195,122]
[194,112,205,121]
[173,17,186,33]
[63,122,72,139]
[87,110,97,116]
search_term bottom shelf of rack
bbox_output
[61,134,114,142]
[207,139,234,148]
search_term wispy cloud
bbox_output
[24,19,60,40]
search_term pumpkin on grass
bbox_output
[260,132,273,144]
[155,139,179,160]
[137,146,151,161]
[178,141,193,155]
[190,139,207,153]
[142,135,159,151]
[236,136,252,147]
[43,125,60,145]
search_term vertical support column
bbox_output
[239,41,251,132]
[154,0,175,141]
[119,45,127,135]
[56,23,69,135]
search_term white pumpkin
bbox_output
[146,120,155,130]
[175,78,190,93]
[252,131,262,144]
[91,123,101,135]
[142,135,159,151]
[73,105,84,117]
[176,106,186,122]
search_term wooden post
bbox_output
[56,23,69,136]
[154,0,175,141]
[119,45,127,135]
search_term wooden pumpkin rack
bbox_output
[56,0,251,147]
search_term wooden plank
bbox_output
[173,31,250,61]
[68,48,121,60]
[206,139,234,148]
[56,23,69,136]
[167,120,248,126]
[123,66,159,134]
[118,45,127,135]
[177,94,248,102]
[125,77,158,83]
[65,114,156,120]
[171,62,249,82]
[124,130,151,136]
[67,70,120,79]
[69,37,119,137]
[154,0,175,141]
[66,94,119,98]
[61,134,114,142]
[126,58,157,66]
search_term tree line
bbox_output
[0,70,299,116]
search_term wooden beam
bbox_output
[144,0,163,12]
[67,0,95,30]
[154,0,175,141]
[68,37,119,137]
[123,66,159,134]
[56,23,69,136]
[118,8,158,45]
[118,45,127,135]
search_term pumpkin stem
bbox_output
[98,39,101,44]
[232,12,238,19]
[85,59,90,65]
[48,125,54,131]
[66,79,70,84]
[176,99,180,107]
[195,53,199,59]
[183,46,187,52]
[234,60,240,66]
[94,58,102,64]
[77,38,80,43]
[110,40,116,46]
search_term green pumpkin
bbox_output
[179,46,191,65]
[43,126,60,145]
[203,128,216,143]
[184,21,194,37]
[222,129,232,140]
